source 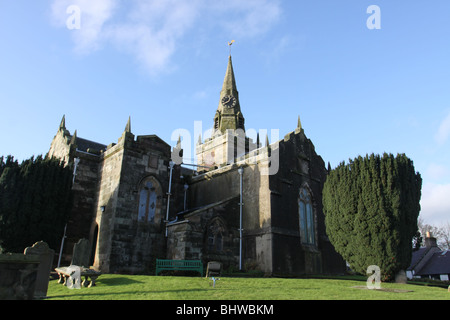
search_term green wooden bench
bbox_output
[155,259,203,276]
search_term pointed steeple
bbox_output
[214,55,245,134]
[221,55,238,96]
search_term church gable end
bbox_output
[268,129,344,275]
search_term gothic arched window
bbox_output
[299,187,315,245]
[138,177,161,223]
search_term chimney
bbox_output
[425,231,437,248]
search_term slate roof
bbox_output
[416,250,450,276]
[71,135,107,153]
[407,247,429,271]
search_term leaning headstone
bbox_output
[24,241,54,299]
[71,239,91,268]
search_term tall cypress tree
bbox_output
[323,153,422,281]
[0,156,21,252]
[0,155,73,253]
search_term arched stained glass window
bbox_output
[138,177,160,223]
[299,188,315,245]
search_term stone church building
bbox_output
[48,56,345,276]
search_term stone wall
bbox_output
[47,117,185,274]
[196,130,256,171]
[92,134,125,273]
[47,126,73,164]
[64,151,102,266]
[269,129,345,275]
[47,123,104,266]
[94,132,181,274]
[188,158,273,273]
[186,128,346,276]
[166,197,240,270]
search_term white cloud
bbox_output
[435,110,450,145]
[425,163,450,182]
[107,0,202,76]
[420,183,450,225]
[210,0,282,38]
[50,0,282,76]
[51,0,118,54]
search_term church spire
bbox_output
[221,55,238,96]
[214,55,245,134]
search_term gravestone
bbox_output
[71,238,91,267]
[0,254,39,300]
[395,270,407,284]
[55,238,101,288]
[24,241,54,299]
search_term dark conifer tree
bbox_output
[0,155,73,253]
[323,153,422,281]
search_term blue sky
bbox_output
[1,1,449,226]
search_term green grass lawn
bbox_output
[45,274,450,300]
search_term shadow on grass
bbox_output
[46,288,213,300]
[96,277,144,286]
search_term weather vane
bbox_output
[228,40,235,55]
